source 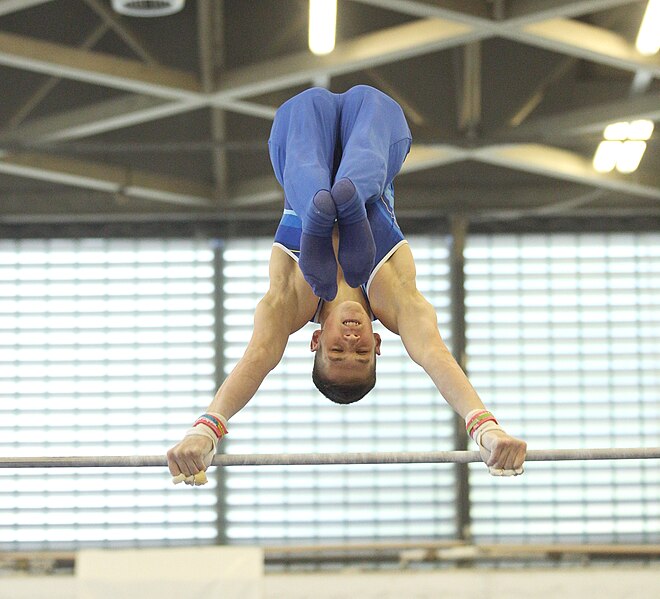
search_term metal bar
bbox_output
[3,22,110,130]
[0,0,54,16]
[197,0,229,207]
[449,216,470,543]
[472,144,660,200]
[514,18,660,78]
[82,0,159,65]
[212,18,479,100]
[0,151,213,207]
[212,242,227,545]
[0,30,201,99]
[458,42,481,136]
[2,448,660,468]
[508,90,660,139]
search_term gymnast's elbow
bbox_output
[242,342,286,377]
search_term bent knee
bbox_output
[289,87,336,110]
[343,84,383,101]
[343,84,400,109]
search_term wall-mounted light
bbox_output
[593,120,654,174]
[636,0,660,55]
[309,0,337,56]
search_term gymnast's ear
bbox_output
[310,329,322,352]
[374,332,382,356]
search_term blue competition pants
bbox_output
[268,85,412,223]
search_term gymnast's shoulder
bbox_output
[265,244,318,323]
[367,242,419,325]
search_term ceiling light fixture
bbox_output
[111,0,185,17]
[593,120,654,174]
[636,0,660,55]
[309,0,337,56]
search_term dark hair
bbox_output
[312,351,376,404]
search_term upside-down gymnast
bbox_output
[167,85,527,484]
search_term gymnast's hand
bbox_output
[167,434,216,486]
[167,412,228,486]
[478,429,527,477]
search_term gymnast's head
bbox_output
[310,301,382,404]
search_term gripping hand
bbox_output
[167,412,228,486]
[466,409,526,476]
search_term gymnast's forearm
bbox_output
[418,345,486,419]
[207,348,278,420]
[207,295,290,420]
[397,293,486,419]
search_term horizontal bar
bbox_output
[1,447,659,468]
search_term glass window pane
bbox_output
[465,233,660,543]
[0,238,217,550]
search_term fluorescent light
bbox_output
[593,140,621,172]
[309,0,337,56]
[616,141,647,173]
[636,0,660,55]
[627,119,655,140]
[603,122,630,141]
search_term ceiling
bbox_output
[0,0,658,230]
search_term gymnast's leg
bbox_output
[333,85,412,287]
[268,87,341,301]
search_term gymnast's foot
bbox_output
[331,178,375,288]
[299,190,338,301]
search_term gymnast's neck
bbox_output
[317,279,370,326]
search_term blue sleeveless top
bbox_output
[273,183,407,323]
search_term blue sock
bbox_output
[331,178,375,288]
[299,190,338,301]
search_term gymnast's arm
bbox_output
[371,244,526,474]
[211,290,295,418]
[167,250,314,482]
[396,289,526,474]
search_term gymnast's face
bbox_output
[310,301,381,383]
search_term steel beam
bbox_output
[457,41,481,135]
[0,0,53,16]
[448,214,471,542]
[0,31,201,99]
[212,18,478,100]
[0,97,274,146]
[0,1,655,207]
[400,144,470,173]
[503,0,643,24]
[230,176,282,207]
[82,0,158,65]
[516,18,660,77]
[0,96,202,144]
[198,0,229,206]
[351,0,658,78]
[346,0,489,24]
[0,151,213,206]
[350,0,641,25]
[507,91,660,139]
[473,144,660,200]
[3,22,110,130]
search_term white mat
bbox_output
[76,546,263,599]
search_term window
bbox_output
[2,231,657,551]
[465,233,660,543]
[0,239,217,549]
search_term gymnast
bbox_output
[167,85,527,485]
